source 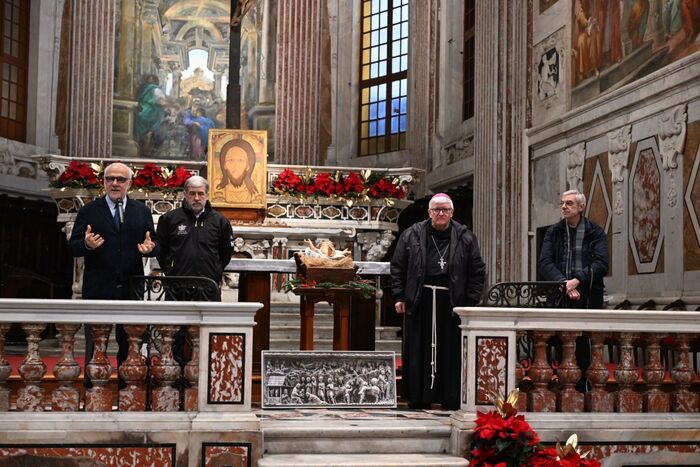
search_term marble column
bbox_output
[275,0,322,165]
[67,0,116,158]
[473,1,529,283]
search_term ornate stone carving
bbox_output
[438,134,474,169]
[151,325,181,411]
[118,325,148,411]
[365,230,395,261]
[528,330,555,412]
[658,104,687,207]
[557,331,583,412]
[607,125,631,214]
[586,332,613,412]
[184,326,200,411]
[565,142,586,192]
[85,324,114,411]
[670,333,699,412]
[614,332,642,412]
[643,333,669,412]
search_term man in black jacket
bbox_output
[69,162,159,387]
[390,193,485,410]
[538,189,608,309]
[156,175,234,300]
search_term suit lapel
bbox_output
[95,197,118,231]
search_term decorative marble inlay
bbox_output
[462,336,468,405]
[294,205,314,218]
[202,443,251,467]
[321,206,341,219]
[268,204,286,217]
[0,446,175,465]
[208,333,246,404]
[586,159,612,233]
[685,144,700,247]
[349,206,368,220]
[630,139,663,273]
[380,207,399,222]
[475,337,507,405]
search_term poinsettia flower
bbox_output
[166,165,192,188]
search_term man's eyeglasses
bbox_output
[430,208,453,214]
[105,176,129,184]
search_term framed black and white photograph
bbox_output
[261,351,397,409]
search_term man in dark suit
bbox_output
[69,162,159,388]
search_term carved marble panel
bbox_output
[462,335,468,405]
[586,158,612,233]
[207,333,246,405]
[475,336,508,405]
[629,138,663,273]
[532,27,567,126]
[685,143,700,256]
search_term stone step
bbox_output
[261,417,453,455]
[270,325,334,341]
[374,339,402,353]
[269,338,334,350]
[270,313,334,327]
[375,326,401,340]
[258,453,469,466]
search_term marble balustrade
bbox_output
[454,306,700,414]
[0,298,260,413]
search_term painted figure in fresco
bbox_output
[184,106,216,160]
[680,0,700,40]
[390,193,486,410]
[574,0,600,82]
[215,138,260,204]
[627,0,650,48]
[135,75,167,153]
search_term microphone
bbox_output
[117,199,124,224]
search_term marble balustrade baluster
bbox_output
[670,333,699,412]
[615,332,643,412]
[151,325,181,411]
[557,331,584,412]
[586,332,614,412]
[0,323,11,411]
[514,330,528,412]
[52,323,82,411]
[119,325,148,411]
[643,332,670,412]
[528,330,555,412]
[85,324,114,412]
[184,325,200,411]
[16,323,48,411]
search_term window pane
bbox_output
[372,0,380,14]
[370,86,377,102]
[379,28,387,44]
[400,56,407,71]
[380,12,387,27]
[371,14,379,29]
[378,101,386,118]
[378,119,386,135]
[369,103,377,119]
[378,84,386,100]
[378,61,386,76]
[370,63,378,78]
[361,104,369,121]
[369,121,377,137]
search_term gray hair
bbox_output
[562,189,586,207]
[429,194,454,209]
[184,175,209,192]
[104,162,133,179]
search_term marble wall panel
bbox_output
[629,137,664,274]
[202,442,251,467]
[475,336,508,406]
[583,442,700,462]
[583,153,613,276]
[207,333,246,405]
[683,120,700,271]
[0,444,175,465]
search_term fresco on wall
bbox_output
[571,0,700,106]
[111,0,268,160]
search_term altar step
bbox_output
[268,304,402,356]
[259,414,466,466]
[257,453,469,466]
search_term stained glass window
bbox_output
[359,0,408,156]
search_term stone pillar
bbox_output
[615,332,643,412]
[184,326,200,411]
[473,1,529,283]
[0,324,12,411]
[275,0,322,165]
[85,324,114,411]
[557,331,584,412]
[151,325,181,411]
[67,0,116,158]
[118,325,148,411]
[17,324,48,412]
[528,330,555,412]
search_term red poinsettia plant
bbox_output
[271,168,406,204]
[165,165,192,188]
[470,390,600,467]
[52,160,101,189]
[133,163,166,188]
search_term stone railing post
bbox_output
[0,324,11,411]
[557,331,583,412]
[529,330,555,412]
[670,333,699,412]
[85,324,114,411]
[52,323,81,411]
[151,325,181,411]
[16,323,48,411]
[118,325,148,411]
[643,333,669,412]
[587,332,613,412]
[184,325,200,411]
[615,332,642,412]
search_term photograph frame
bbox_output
[207,129,267,209]
[261,351,397,409]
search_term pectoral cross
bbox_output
[438,258,446,270]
